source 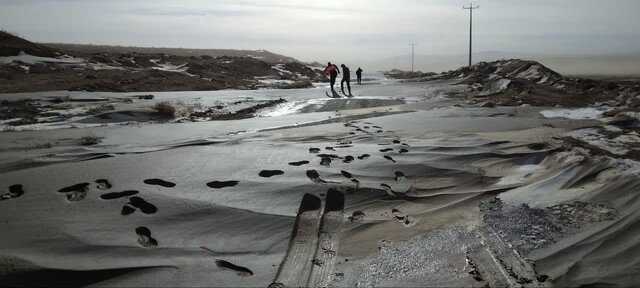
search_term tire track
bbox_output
[307,189,345,287]
[271,194,323,287]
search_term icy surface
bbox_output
[540,107,609,119]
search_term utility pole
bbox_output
[409,43,417,72]
[463,3,479,67]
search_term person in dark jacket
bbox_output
[323,62,340,93]
[340,64,352,96]
[356,67,363,84]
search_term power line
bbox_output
[409,43,417,72]
[463,3,479,67]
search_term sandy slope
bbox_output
[1,77,639,287]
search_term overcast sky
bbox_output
[1,0,639,63]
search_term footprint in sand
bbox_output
[1,184,25,201]
[391,209,417,227]
[320,157,332,167]
[215,260,253,277]
[288,160,309,166]
[383,155,396,163]
[395,171,406,182]
[343,156,354,163]
[259,170,285,178]
[8,184,24,197]
[317,153,341,159]
[392,140,401,144]
[126,196,158,215]
[349,210,365,222]
[309,147,321,153]
[376,130,383,133]
[58,183,90,202]
[351,178,360,189]
[380,148,393,152]
[380,183,396,196]
[399,148,409,154]
[340,170,353,179]
[143,178,176,188]
[357,154,370,160]
[349,132,356,135]
[121,204,136,215]
[58,183,89,193]
[206,181,240,189]
[100,190,139,200]
[325,147,335,151]
[95,179,112,190]
[135,226,158,248]
[306,170,327,184]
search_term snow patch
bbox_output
[88,63,124,70]
[272,64,292,74]
[540,107,610,120]
[256,78,295,85]
[151,61,196,77]
[478,78,511,96]
[514,65,542,80]
[0,52,84,65]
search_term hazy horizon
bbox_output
[2,0,640,74]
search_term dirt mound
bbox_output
[0,31,59,57]
[442,60,562,96]
[438,59,640,108]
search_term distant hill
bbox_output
[44,43,299,65]
[0,33,321,93]
[0,31,59,57]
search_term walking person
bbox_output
[356,67,363,85]
[323,62,340,95]
[340,64,352,97]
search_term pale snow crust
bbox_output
[540,107,610,120]
[0,52,84,65]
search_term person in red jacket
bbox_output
[323,62,340,93]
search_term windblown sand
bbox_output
[1,77,638,287]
